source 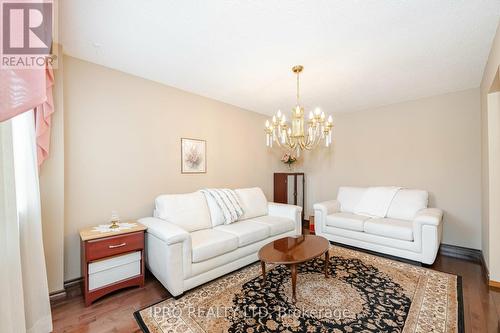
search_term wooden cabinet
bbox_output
[80,223,147,306]
[273,172,305,220]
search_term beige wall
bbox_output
[62,56,280,280]
[303,89,482,249]
[481,22,500,281]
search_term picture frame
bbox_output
[181,138,207,174]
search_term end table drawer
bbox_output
[86,232,144,261]
[88,251,141,291]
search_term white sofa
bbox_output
[139,187,302,297]
[313,187,443,264]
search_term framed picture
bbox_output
[181,138,207,174]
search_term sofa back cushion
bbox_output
[235,187,268,220]
[337,187,367,213]
[387,189,428,221]
[155,191,211,232]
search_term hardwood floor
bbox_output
[431,255,499,332]
[51,254,500,333]
[51,272,168,333]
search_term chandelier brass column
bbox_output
[265,65,333,154]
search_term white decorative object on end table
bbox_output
[92,222,138,233]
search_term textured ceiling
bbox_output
[61,0,500,115]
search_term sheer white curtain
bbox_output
[0,111,52,333]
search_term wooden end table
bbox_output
[258,235,330,302]
[79,221,147,306]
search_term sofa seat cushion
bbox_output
[246,215,295,236]
[363,218,414,241]
[326,213,370,232]
[190,229,239,263]
[214,220,270,247]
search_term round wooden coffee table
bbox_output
[258,235,330,302]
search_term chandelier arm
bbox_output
[276,132,292,150]
[286,136,295,150]
[304,127,319,149]
[289,136,299,151]
[274,137,284,148]
[274,131,293,151]
[306,128,315,146]
[304,138,311,149]
[298,140,305,150]
[302,138,313,150]
[304,141,312,150]
[303,135,317,150]
[302,136,311,149]
[303,133,308,146]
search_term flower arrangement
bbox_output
[185,145,202,168]
[281,152,297,170]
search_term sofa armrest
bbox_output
[138,217,191,296]
[413,208,443,226]
[312,200,340,235]
[313,200,340,216]
[412,208,443,265]
[138,217,190,245]
[268,202,303,235]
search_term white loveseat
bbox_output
[313,187,443,264]
[139,187,302,297]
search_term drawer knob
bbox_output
[108,242,127,249]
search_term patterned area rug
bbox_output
[135,246,463,332]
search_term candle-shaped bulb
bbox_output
[314,107,321,116]
[265,120,270,128]
[277,110,282,118]
[287,128,292,135]
[328,115,333,123]
[309,111,314,120]
[272,115,277,123]
[281,115,286,124]
[320,112,325,120]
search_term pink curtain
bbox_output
[0,0,47,123]
[0,68,46,122]
[34,65,55,166]
[0,65,54,167]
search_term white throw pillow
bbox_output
[202,192,225,227]
[235,187,268,220]
[387,189,428,221]
[155,191,212,232]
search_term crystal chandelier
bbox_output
[265,65,333,155]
